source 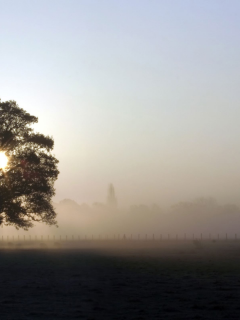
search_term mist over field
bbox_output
[2,192,240,239]
[53,197,240,237]
[3,1,240,319]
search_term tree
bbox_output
[107,183,117,208]
[0,100,59,229]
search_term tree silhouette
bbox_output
[107,183,117,208]
[0,100,59,229]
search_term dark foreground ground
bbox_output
[1,240,240,319]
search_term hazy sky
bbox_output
[1,0,240,206]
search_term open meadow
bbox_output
[1,240,240,319]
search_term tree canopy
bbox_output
[0,100,59,229]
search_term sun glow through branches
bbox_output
[0,152,8,170]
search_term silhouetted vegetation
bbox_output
[107,183,117,208]
[0,100,59,229]
[171,197,240,216]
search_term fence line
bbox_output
[0,233,239,241]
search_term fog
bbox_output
[2,187,240,239]
[2,1,240,236]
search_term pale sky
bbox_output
[1,0,240,206]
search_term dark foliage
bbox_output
[0,100,59,229]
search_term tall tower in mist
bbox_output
[107,183,117,208]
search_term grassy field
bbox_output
[1,240,240,319]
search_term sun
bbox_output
[0,152,8,170]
